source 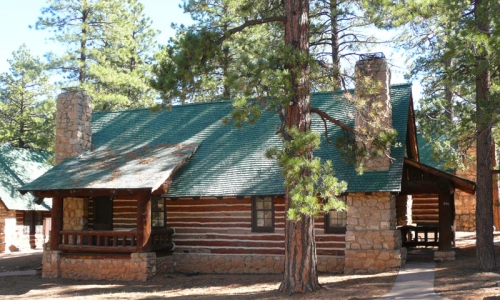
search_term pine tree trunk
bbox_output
[474,0,496,271]
[279,0,321,294]
[280,204,320,294]
[330,0,341,90]
[79,9,88,84]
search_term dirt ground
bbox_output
[0,233,499,299]
[434,232,500,300]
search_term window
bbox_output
[252,196,274,232]
[151,196,165,228]
[325,196,347,234]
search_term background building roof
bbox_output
[0,145,52,210]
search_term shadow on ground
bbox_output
[0,271,397,299]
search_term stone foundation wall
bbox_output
[344,192,406,274]
[173,253,342,274]
[173,253,285,274]
[63,198,88,231]
[454,147,476,232]
[42,251,157,281]
[156,255,176,273]
[42,251,345,281]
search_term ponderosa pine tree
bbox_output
[85,0,159,110]
[35,0,158,110]
[309,0,383,91]
[151,0,284,104]
[0,45,55,151]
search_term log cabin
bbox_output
[0,145,52,252]
[20,55,476,281]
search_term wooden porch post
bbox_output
[136,192,151,252]
[437,179,453,251]
[50,196,63,251]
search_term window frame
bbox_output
[324,195,347,234]
[151,196,166,228]
[251,196,275,233]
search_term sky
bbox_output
[0,0,420,100]
[0,0,191,73]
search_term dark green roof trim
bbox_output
[21,84,413,197]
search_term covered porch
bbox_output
[32,189,175,254]
[397,158,476,258]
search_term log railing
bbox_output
[59,230,138,253]
[151,228,175,251]
[58,228,175,253]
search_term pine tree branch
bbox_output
[310,107,354,134]
[226,16,286,36]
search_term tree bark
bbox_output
[330,0,341,90]
[279,0,320,294]
[474,0,496,271]
[79,9,88,84]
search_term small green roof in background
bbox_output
[0,145,52,211]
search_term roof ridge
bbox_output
[311,83,411,96]
[93,84,412,116]
[92,101,232,115]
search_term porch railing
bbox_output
[58,228,174,253]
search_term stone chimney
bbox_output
[354,53,392,171]
[55,89,92,165]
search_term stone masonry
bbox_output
[42,252,344,282]
[55,90,92,165]
[44,238,337,281]
[63,198,88,231]
[354,57,392,172]
[454,147,476,232]
[42,249,157,281]
[344,192,406,274]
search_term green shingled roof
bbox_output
[0,145,52,211]
[21,84,412,196]
[417,134,452,172]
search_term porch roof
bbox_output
[403,158,476,194]
[19,142,199,192]
[21,84,414,197]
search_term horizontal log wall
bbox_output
[16,211,23,225]
[88,199,137,230]
[167,196,345,257]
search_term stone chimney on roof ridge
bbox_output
[354,53,392,171]
[55,89,92,165]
